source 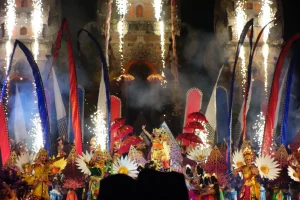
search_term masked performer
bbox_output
[142,125,170,169]
[233,148,260,200]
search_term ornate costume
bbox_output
[235,148,260,200]
[32,148,65,200]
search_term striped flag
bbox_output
[205,65,224,131]
[52,68,68,139]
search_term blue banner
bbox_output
[216,86,229,144]
[1,40,51,152]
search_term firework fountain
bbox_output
[5,0,16,74]
[235,1,247,95]
[116,0,129,73]
[31,0,43,60]
[259,0,275,95]
[88,110,108,151]
[29,83,44,153]
[153,0,166,83]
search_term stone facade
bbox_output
[0,0,60,74]
[101,0,178,77]
[214,0,283,95]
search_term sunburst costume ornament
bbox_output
[232,150,245,169]
[187,146,211,163]
[76,146,108,200]
[287,166,300,182]
[255,154,280,180]
[15,152,35,185]
[113,156,138,178]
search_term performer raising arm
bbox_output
[142,125,170,170]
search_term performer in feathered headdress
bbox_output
[142,125,170,170]
[233,148,260,200]
[76,146,111,200]
[32,148,65,200]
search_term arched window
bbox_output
[136,5,144,18]
[21,0,28,7]
[20,27,27,35]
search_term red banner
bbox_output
[183,88,203,128]
[110,95,122,153]
[0,103,10,164]
[51,19,82,155]
[111,95,122,122]
[262,34,300,155]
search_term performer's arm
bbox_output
[142,125,153,140]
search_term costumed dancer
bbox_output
[61,147,85,200]
[32,148,65,200]
[142,125,170,170]
[77,146,109,200]
[233,148,260,200]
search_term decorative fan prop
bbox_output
[111,118,126,131]
[287,166,300,182]
[114,125,133,140]
[232,150,245,170]
[232,150,245,179]
[274,144,289,168]
[118,136,143,155]
[51,157,67,175]
[128,146,147,167]
[183,121,205,133]
[76,151,94,176]
[203,146,229,186]
[177,133,202,144]
[62,148,85,189]
[186,112,215,142]
[187,112,208,123]
[255,154,280,180]
[160,122,183,166]
[113,156,139,178]
[187,146,211,163]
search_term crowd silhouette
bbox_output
[98,169,189,200]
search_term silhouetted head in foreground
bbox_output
[98,174,138,200]
[137,169,189,200]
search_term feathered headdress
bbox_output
[35,148,49,162]
[243,147,253,159]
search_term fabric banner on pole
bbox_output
[13,85,27,143]
[262,34,300,155]
[183,88,203,127]
[52,68,68,138]
[68,86,85,143]
[205,66,224,131]
[111,95,121,122]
